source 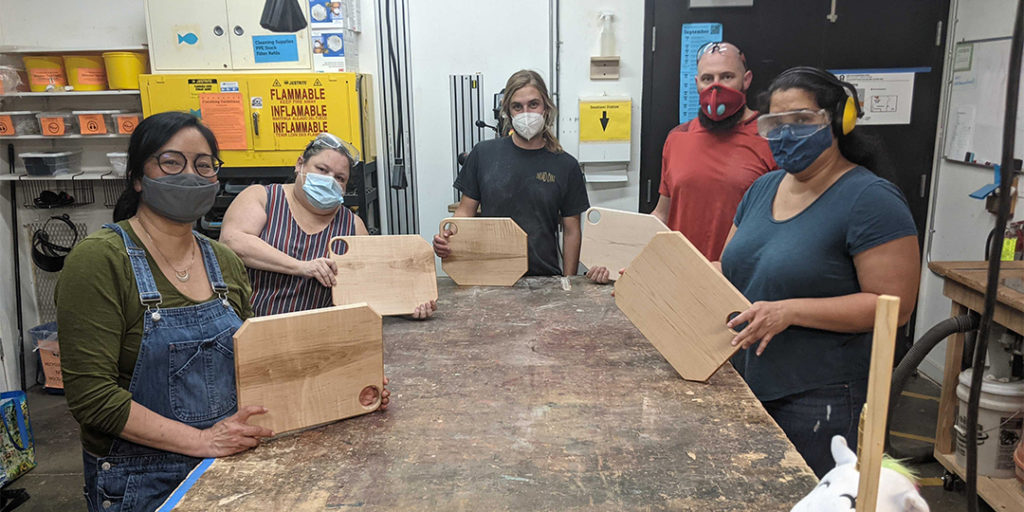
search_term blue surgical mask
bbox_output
[768,124,833,174]
[301,171,345,210]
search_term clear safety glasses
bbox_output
[306,132,362,165]
[756,109,831,140]
[695,41,747,65]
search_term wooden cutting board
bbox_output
[234,303,384,435]
[328,235,438,315]
[614,232,752,382]
[439,217,528,286]
[580,207,670,280]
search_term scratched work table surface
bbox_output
[175,277,815,511]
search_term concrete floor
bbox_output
[4,374,1003,511]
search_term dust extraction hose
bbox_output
[885,313,979,462]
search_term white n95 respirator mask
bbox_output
[512,112,546,140]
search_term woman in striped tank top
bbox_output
[221,133,437,319]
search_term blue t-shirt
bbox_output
[720,167,917,401]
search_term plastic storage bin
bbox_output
[35,112,77,137]
[112,111,142,135]
[106,152,128,176]
[72,110,120,135]
[29,322,63,394]
[63,55,107,91]
[0,111,41,136]
[0,66,22,94]
[22,55,66,92]
[20,151,81,176]
[102,52,148,90]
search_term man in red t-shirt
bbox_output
[653,42,775,261]
[584,42,775,283]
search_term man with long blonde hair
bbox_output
[434,70,590,277]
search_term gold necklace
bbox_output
[136,217,195,283]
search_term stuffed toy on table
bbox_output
[790,436,929,512]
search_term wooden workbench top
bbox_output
[929,260,1024,312]
[174,277,815,511]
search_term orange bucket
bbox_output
[22,55,66,92]
[63,55,107,91]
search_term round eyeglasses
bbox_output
[150,150,223,177]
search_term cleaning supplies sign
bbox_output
[580,100,631,142]
[253,35,300,64]
[267,78,330,138]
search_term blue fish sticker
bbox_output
[177,33,198,45]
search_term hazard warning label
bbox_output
[266,78,330,138]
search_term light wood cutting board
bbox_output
[580,207,670,280]
[328,235,438,315]
[614,232,752,382]
[439,217,528,286]
[234,303,383,435]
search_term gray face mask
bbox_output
[140,174,218,224]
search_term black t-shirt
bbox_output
[454,137,590,276]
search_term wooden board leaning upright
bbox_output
[329,235,438,315]
[580,207,670,280]
[233,303,384,435]
[439,217,528,286]
[615,231,751,382]
[855,295,900,512]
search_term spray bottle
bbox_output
[599,12,615,56]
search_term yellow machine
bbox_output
[138,72,374,167]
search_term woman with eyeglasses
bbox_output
[718,68,920,477]
[56,112,273,512]
[220,132,435,319]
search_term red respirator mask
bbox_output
[699,84,747,121]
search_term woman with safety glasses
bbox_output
[220,132,435,319]
[57,112,273,512]
[718,68,920,477]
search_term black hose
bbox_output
[966,2,1023,510]
[963,329,977,372]
[8,143,25,391]
[885,313,979,461]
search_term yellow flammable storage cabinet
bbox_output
[138,72,380,233]
[139,72,373,166]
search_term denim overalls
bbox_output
[82,223,242,512]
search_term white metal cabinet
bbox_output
[145,0,233,71]
[145,0,312,73]
[225,0,312,70]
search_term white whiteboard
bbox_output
[944,38,1024,164]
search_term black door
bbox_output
[640,0,950,343]
[640,0,948,231]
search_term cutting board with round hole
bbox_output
[329,235,438,315]
[439,217,528,286]
[233,303,384,435]
[580,207,670,280]
[614,231,752,382]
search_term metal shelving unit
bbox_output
[0,134,130,140]
[1,90,140,98]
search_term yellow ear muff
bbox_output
[841,95,858,135]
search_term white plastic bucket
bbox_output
[955,369,1024,478]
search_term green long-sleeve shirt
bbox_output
[55,220,252,456]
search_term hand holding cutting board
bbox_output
[434,217,528,286]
